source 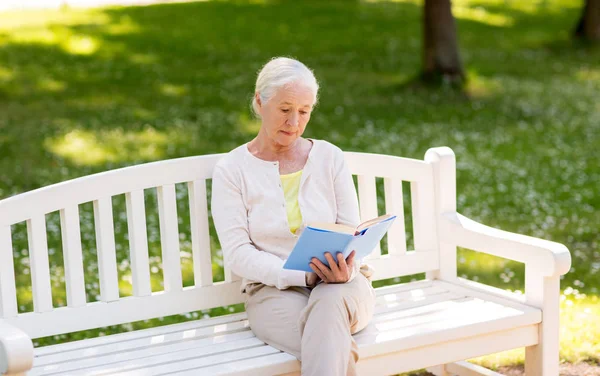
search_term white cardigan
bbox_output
[211,138,364,292]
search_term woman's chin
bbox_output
[277,132,297,144]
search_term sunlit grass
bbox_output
[128,52,157,65]
[0,7,134,58]
[37,77,67,92]
[464,68,503,98]
[453,4,514,27]
[62,34,99,54]
[0,65,15,81]
[576,67,600,82]
[7,28,59,45]
[43,127,185,165]
[158,83,188,97]
[0,8,109,32]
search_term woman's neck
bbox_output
[250,132,305,160]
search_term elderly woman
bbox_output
[211,57,376,376]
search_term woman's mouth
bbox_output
[281,130,294,136]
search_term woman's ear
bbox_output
[254,92,262,111]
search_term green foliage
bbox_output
[0,0,598,366]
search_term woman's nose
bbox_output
[287,112,299,126]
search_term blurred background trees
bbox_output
[574,0,600,40]
[422,0,465,84]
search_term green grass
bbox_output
[0,0,599,370]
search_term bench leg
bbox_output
[525,318,560,376]
[525,274,561,376]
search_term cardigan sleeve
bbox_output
[332,146,361,229]
[332,146,363,282]
[211,163,307,290]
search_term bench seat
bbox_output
[29,279,541,376]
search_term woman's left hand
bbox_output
[309,250,355,283]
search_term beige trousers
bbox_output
[244,271,376,376]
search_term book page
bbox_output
[356,213,395,233]
[306,222,356,235]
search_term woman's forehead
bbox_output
[274,83,314,106]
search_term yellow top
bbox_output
[280,169,303,234]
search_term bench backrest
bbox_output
[0,151,443,339]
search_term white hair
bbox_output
[251,57,319,118]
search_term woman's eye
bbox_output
[300,111,308,115]
[281,109,290,113]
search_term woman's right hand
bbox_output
[309,250,356,284]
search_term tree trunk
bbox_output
[422,0,465,84]
[574,0,600,41]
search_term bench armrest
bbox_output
[0,321,34,375]
[440,211,571,277]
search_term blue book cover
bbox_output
[283,215,397,272]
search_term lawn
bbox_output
[0,0,598,372]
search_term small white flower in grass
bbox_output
[564,286,574,295]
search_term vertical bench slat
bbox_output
[0,225,18,318]
[357,175,381,259]
[410,177,437,252]
[60,205,87,307]
[157,184,183,292]
[93,197,120,302]
[384,177,407,256]
[424,147,457,281]
[126,190,152,297]
[27,215,53,312]
[188,180,213,287]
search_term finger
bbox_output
[309,264,327,283]
[346,250,356,269]
[312,257,333,281]
[311,256,326,271]
[337,252,348,276]
[309,263,327,282]
[324,252,339,275]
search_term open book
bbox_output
[283,214,397,272]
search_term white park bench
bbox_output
[0,146,571,376]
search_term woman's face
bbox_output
[256,82,314,147]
